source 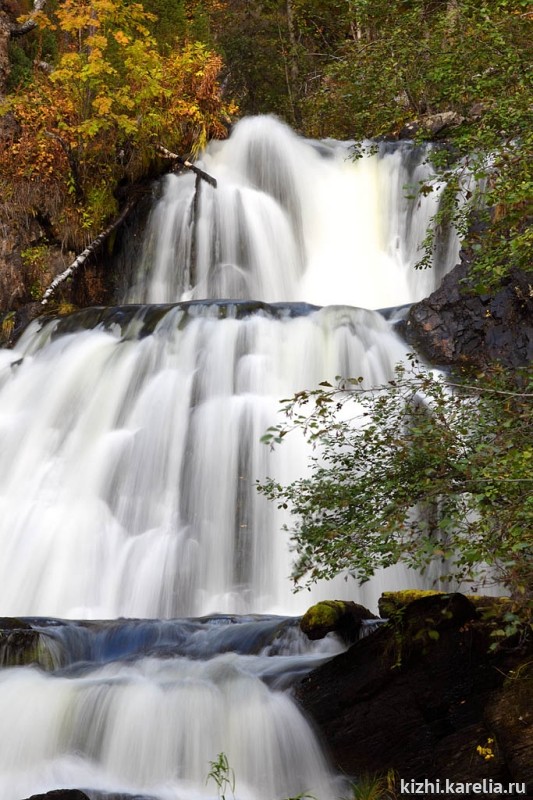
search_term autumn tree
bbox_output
[0,0,236,253]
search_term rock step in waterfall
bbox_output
[0,116,465,800]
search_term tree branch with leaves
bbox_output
[257,360,532,610]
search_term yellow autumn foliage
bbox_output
[0,0,236,246]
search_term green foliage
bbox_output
[6,41,34,91]
[184,0,532,291]
[351,770,398,800]
[7,12,58,91]
[204,0,530,290]
[207,752,235,800]
[208,0,299,121]
[258,360,533,607]
[295,0,531,139]
[144,0,188,50]
[0,311,16,345]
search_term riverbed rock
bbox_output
[0,618,55,668]
[23,792,158,800]
[296,593,532,795]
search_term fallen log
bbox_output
[40,145,217,305]
[41,199,136,305]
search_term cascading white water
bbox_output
[0,623,343,800]
[128,115,460,309]
[1,302,419,619]
[0,115,464,800]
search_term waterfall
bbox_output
[0,115,463,800]
[128,115,459,309]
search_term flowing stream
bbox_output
[0,116,462,800]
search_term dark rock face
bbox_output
[296,594,532,795]
[399,261,533,368]
[23,790,158,799]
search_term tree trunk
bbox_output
[0,12,11,95]
[41,146,217,305]
[285,0,301,127]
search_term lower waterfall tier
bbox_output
[0,615,344,800]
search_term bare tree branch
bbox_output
[34,59,53,73]
[155,144,217,188]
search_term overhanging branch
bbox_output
[155,144,217,188]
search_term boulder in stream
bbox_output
[296,592,532,796]
[0,618,55,669]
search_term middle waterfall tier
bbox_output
[0,302,422,620]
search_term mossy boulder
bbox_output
[297,591,532,791]
[300,600,377,643]
[379,590,511,620]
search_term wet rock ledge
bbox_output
[25,792,90,800]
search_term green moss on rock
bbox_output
[301,600,376,642]
[301,600,347,633]
[0,620,56,669]
[379,590,511,619]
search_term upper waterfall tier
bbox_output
[127,115,461,309]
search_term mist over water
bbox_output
[0,116,462,800]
